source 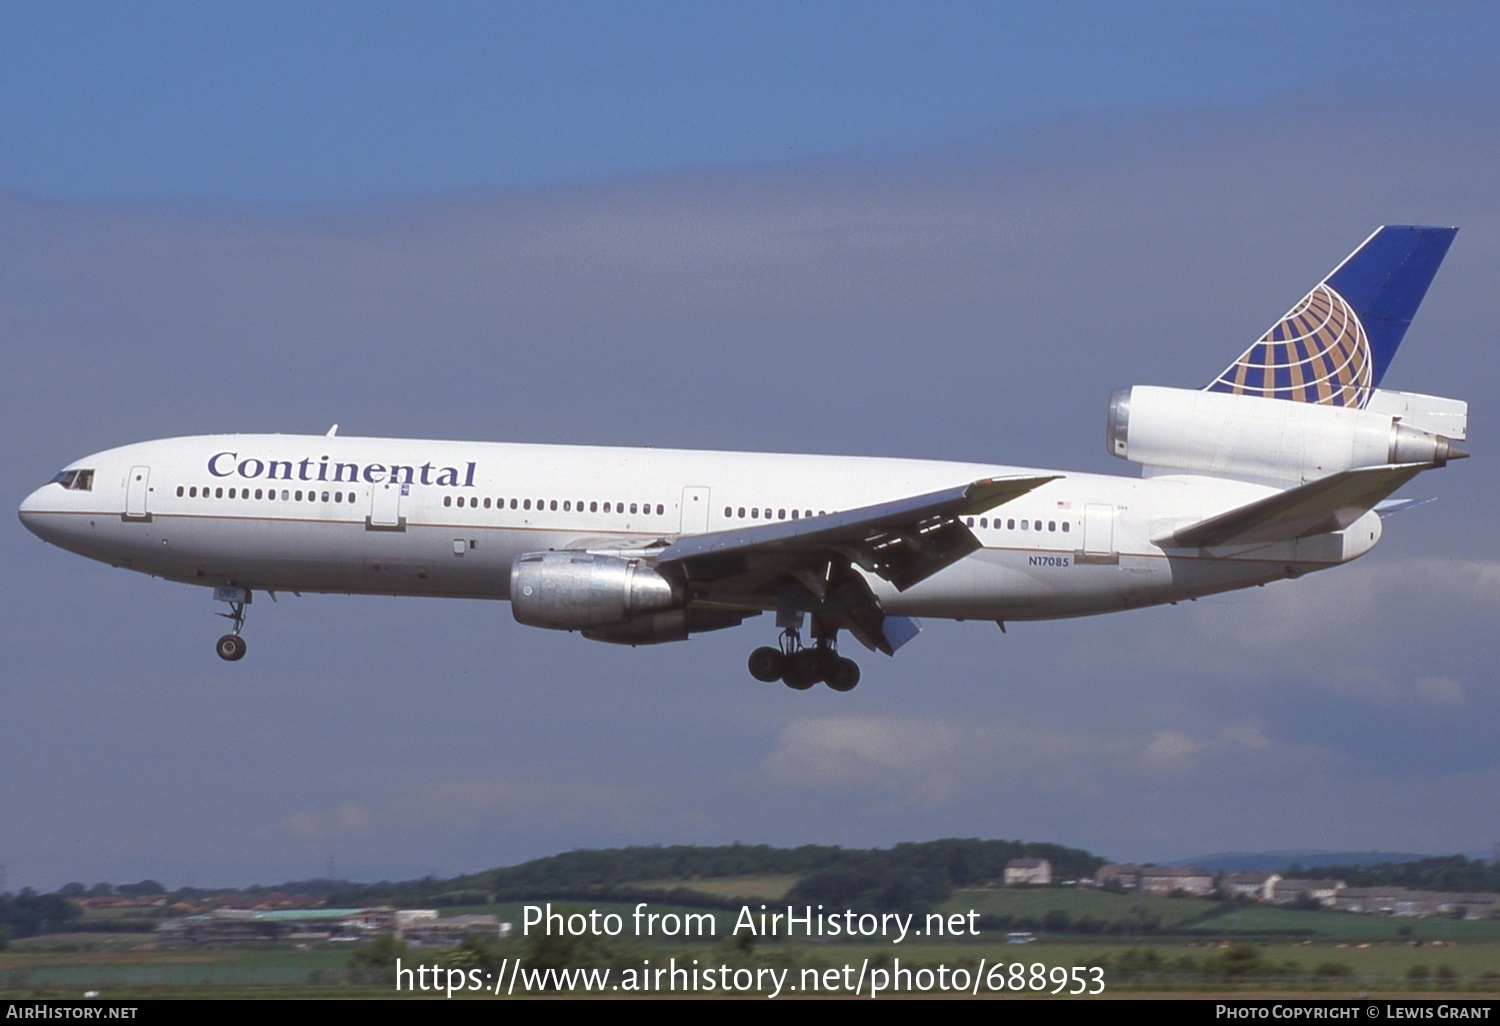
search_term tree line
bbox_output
[327,838,1104,913]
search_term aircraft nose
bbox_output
[18,486,52,540]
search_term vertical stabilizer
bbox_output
[1207,226,1457,408]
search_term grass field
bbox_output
[8,883,1497,997]
[1184,905,1500,941]
[4,935,1499,998]
[945,887,1210,930]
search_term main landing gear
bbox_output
[748,625,860,692]
[214,586,249,662]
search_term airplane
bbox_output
[18,226,1468,692]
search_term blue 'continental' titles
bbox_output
[208,452,477,489]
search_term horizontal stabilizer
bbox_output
[1160,463,1433,548]
[1373,496,1436,518]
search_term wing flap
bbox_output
[1160,463,1433,549]
[652,473,1057,656]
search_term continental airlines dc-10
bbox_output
[19,227,1469,691]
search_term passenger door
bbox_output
[124,465,151,520]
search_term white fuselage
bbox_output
[18,433,1380,625]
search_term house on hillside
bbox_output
[1221,873,1280,901]
[1004,858,1052,886]
[1266,878,1345,907]
[1138,866,1214,897]
[1094,863,1141,889]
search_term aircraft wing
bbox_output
[658,475,1059,589]
[654,474,1058,654]
[1160,463,1433,549]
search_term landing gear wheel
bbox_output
[781,649,824,690]
[748,646,785,682]
[216,634,247,662]
[824,657,860,692]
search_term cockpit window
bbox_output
[50,469,95,491]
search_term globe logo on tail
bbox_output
[1208,284,1372,408]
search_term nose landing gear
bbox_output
[216,632,247,661]
[214,586,250,662]
[747,623,860,692]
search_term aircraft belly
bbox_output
[882,545,1315,621]
[102,514,525,599]
[883,547,1083,619]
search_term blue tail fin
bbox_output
[1206,225,1457,408]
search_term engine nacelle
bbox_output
[582,607,756,646]
[511,551,679,631]
[1107,385,1465,483]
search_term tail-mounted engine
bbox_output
[1107,385,1466,483]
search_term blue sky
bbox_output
[6,3,1496,203]
[3,3,1500,890]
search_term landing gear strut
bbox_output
[214,587,250,662]
[746,622,860,692]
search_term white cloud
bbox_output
[1142,730,1200,770]
[1218,720,1271,750]
[1414,676,1465,706]
[764,718,964,802]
